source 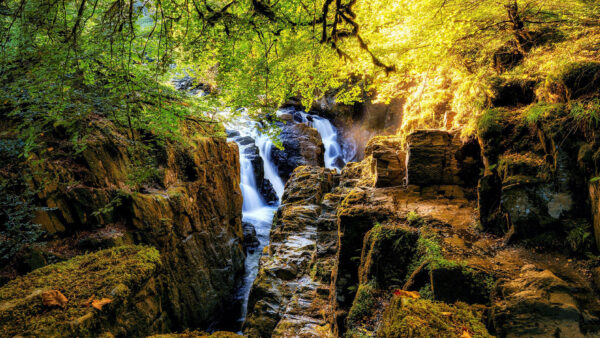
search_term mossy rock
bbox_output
[541,62,600,102]
[0,245,161,337]
[346,282,377,329]
[377,297,491,338]
[358,225,419,288]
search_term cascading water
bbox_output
[298,112,355,169]
[217,108,349,332]
[220,115,283,332]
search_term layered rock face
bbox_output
[4,118,245,334]
[245,130,600,337]
[477,108,597,249]
[271,118,325,182]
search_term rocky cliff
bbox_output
[244,129,600,337]
[0,116,245,335]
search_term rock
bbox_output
[490,265,590,337]
[364,136,406,187]
[242,142,278,204]
[242,222,260,251]
[236,136,255,146]
[1,246,162,336]
[26,118,246,331]
[15,246,48,274]
[244,166,337,337]
[491,78,537,107]
[429,266,491,305]
[41,290,68,308]
[478,173,506,235]
[271,122,325,181]
[591,181,600,250]
[358,225,418,288]
[406,130,482,187]
[378,297,491,337]
[333,156,346,169]
[226,129,240,138]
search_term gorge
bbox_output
[1,0,600,337]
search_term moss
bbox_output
[0,245,160,337]
[522,102,564,124]
[378,297,491,338]
[497,153,551,183]
[477,108,506,138]
[346,282,377,327]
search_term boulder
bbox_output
[271,122,325,181]
[358,225,418,288]
[490,265,591,337]
[364,136,406,187]
[242,222,260,251]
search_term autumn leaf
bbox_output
[393,289,420,299]
[91,298,112,310]
[42,290,68,308]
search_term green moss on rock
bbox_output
[377,297,491,338]
[0,245,161,337]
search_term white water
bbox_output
[255,133,285,199]
[222,108,350,332]
[225,114,282,331]
[299,112,354,169]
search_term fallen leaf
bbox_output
[47,147,54,152]
[393,289,420,299]
[42,290,68,308]
[441,311,452,317]
[91,298,112,310]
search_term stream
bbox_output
[221,107,352,332]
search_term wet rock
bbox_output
[226,129,240,138]
[236,136,255,146]
[244,166,336,337]
[271,122,325,181]
[242,222,259,251]
[242,143,278,204]
[364,136,406,187]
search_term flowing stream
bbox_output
[221,108,350,332]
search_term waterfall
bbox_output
[218,108,350,333]
[298,112,354,169]
[255,133,285,200]
[221,115,282,332]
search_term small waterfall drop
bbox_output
[255,133,285,199]
[299,112,354,169]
